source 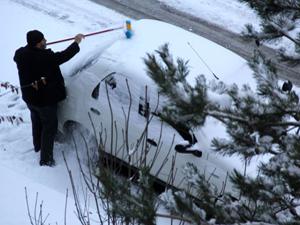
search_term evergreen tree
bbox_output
[96,166,157,225]
[144,42,300,224]
[239,0,300,64]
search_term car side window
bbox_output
[91,83,100,99]
[91,72,117,99]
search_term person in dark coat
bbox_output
[14,30,84,167]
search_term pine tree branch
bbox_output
[268,20,300,46]
[156,213,192,223]
[259,120,300,127]
[207,110,251,124]
[208,109,300,128]
[239,0,300,15]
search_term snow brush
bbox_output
[46,20,133,46]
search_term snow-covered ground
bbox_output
[160,0,261,34]
[0,0,281,224]
[159,0,294,53]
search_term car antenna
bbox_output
[187,42,220,80]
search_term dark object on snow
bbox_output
[282,80,293,92]
[167,122,198,145]
[152,112,198,145]
[105,75,117,89]
[175,144,202,158]
[255,39,260,47]
[152,111,198,145]
[147,138,158,147]
[138,97,150,118]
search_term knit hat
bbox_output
[27,30,44,47]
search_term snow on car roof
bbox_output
[68,19,254,88]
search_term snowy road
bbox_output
[91,0,300,85]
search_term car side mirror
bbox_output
[175,144,202,158]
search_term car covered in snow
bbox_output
[57,19,254,195]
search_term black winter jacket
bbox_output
[14,42,80,106]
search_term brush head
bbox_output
[125,30,133,39]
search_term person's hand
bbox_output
[74,34,85,44]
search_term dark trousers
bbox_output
[27,104,58,164]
